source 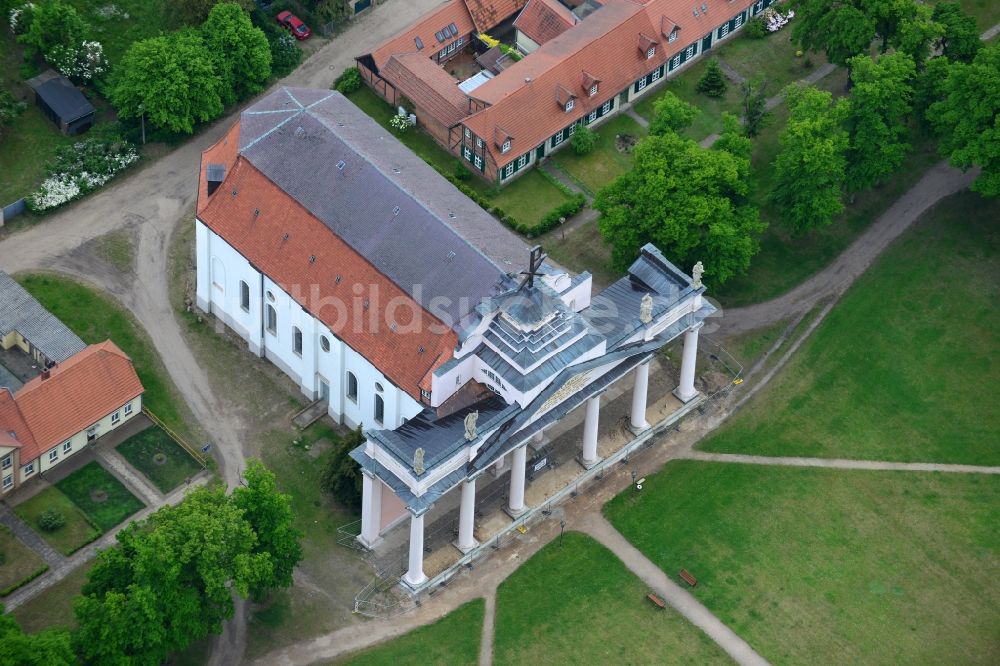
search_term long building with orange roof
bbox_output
[357,0,775,184]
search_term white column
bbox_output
[580,395,601,468]
[630,361,651,431]
[507,445,527,517]
[358,472,382,548]
[455,478,478,553]
[403,511,427,588]
[674,325,701,403]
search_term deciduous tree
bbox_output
[595,132,764,284]
[787,0,876,68]
[110,30,224,134]
[770,85,849,232]
[0,608,74,666]
[173,0,254,26]
[647,90,697,136]
[16,0,87,59]
[202,2,272,105]
[233,459,303,598]
[741,74,769,137]
[932,2,981,63]
[713,112,752,161]
[927,42,1000,196]
[845,53,915,191]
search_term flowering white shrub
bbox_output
[27,137,139,213]
[8,3,34,35]
[389,113,410,133]
[47,40,106,81]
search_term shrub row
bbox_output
[0,564,49,597]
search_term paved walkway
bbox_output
[96,448,163,507]
[717,59,748,85]
[577,513,771,666]
[478,589,497,666]
[682,451,1000,474]
[0,504,66,569]
[625,107,650,129]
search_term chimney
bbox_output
[205,163,225,197]
[41,369,50,380]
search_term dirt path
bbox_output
[681,452,1000,474]
[478,590,496,666]
[577,513,771,666]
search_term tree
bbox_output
[173,0,254,26]
[741,74,769,137]
[0,607,74,666]
[0,86,26,139]
[202,2,271,105]
[895,4,943,68]
[16,0,87,59]
[269,32,302,77]
[713,112,752,161]
[788,0,876,67]
[571,124,597,155]
[932,2,981,63]
[845,53,915,191]
[320,427,365,510]
[770,85,850,233]
[74,486,272,665]
[648,90,697,136]
[335,67,363,94]
[927,42,1000,196]
[232,460,303,599]
[110,30,224,134]
[595,132,765,284]
[697,59,727,97]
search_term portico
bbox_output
[351,244,713,593]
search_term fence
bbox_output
[1,198,26,226]
[142,407,208,467]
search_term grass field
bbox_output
[494,532,731,665]
[18,274,202,444]
[605,461,1000,665]
[55,461,145,531]
[14,487,99,555]
[704,191,1000,464]
[0,526,47,595]
[344,86,572,228]
[338,599,484,665]
[551,115,648,195]
[116,426,202,493]
[12,559,93,632]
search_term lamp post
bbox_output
[559,520,566,548]
[138,103,145,145]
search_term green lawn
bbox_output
[55,461,145,531]
[705,191,1000,464]
[713,30,829,91]
[0,525,47,595]
[116,426,203,493]
[12,559,94,632]
[605,461,1000,665]
[551,115,647,194]
[344,86,571,229]
[634,58,741,142]
[494,532,731,665]
[69,1,172,69]
[18,274,202,444]
[956,0,1000,32]
[337,599,484,665]
[14,487,100,555]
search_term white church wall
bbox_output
[195,220,423,430]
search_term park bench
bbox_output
[679,569,697,587]
[646,593,666,609]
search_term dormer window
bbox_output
[589,84,598,96]
[668,28,678,42]
[565,99,574,112]
[501,139,511,153]
[647,46,656,59]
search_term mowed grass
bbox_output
[494,532,731,665]
[344,86,571,229]
[18,274,201,444]
[12,559,94,632]
[14,486,99,555]
[116,426,202,493]
[55,461,145,531]
[704,191,1000,464]
[552,114,648,195]
[0,526,47,595]
[605,461,1000,665]
[337,599,484,665]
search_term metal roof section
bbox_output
[0,272,86,364]
[237,87,529,330]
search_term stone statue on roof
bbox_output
[692,261,704,289]
[413,448,425,475]
[464,410,479,441]
[639,293,653,324]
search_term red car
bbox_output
[276,10,311,40]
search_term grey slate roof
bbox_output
[0,272,86,363]
[27,71,95,124]
[238,87,531,330]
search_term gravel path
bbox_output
[479,590,497,666]
[682,451,1000,474]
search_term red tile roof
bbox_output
[370,1,476,70]
[198,121,241,217]
[12,341,144,462]
[381,53,470,127]
[464,0,752,168]
[466,0,529,32]
[0,389,32,452]
[513,0,577,46]
[197,154,458,401]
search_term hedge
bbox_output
[0,564,49,597]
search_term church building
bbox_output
[196,87,713,591]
